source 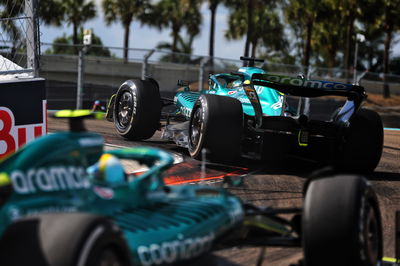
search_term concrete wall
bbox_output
[40,54,202,108]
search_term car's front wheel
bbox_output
[0,213,132,266]
[302,175,382,266]
[113,79,161,140]
[188,94,243,163]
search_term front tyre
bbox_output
[302,175,382,266]
[188,94,243,163]
[114,79,161,140]
[0,213,132,266]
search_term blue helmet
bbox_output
[88,154,125,185]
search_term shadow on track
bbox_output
[366,171,400,181]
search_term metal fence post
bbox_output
[353,42,359,85]
[199,57,209,91]
[76,47,86,109]
[25,0,39,77]
[142,49,155,79]
[303,68,312,116]
[353,34,365,85]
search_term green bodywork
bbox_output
[174,67,284,118]
[0,127,244,265]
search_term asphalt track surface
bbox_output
[49,117,400,266]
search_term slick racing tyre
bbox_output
[303,175,382,266]
[335,108,383,173]
[114,79,161,140]
[188,94,243,163]
[0,213,132,266]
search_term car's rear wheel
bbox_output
[302,175,382,266]
[335,108,383,173]
[113,79,161,140]
[188,94,243,163]
[0,213,132,266]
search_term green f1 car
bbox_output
[0,111,383,266]
[107,56,383,173]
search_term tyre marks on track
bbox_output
[129,158,255,186]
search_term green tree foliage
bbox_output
[381,0,400,97]
[309,3,344,69]
[144,0,202,59]
[45,30,111,57]
[0,0,64,57]
[225,3,288,60]
[38,0,65,26]
[102,0,149,62]
[328,0,358,73]
[284,0,331,74]
[323,0,381,77]
[156,34,201,63]
[357,23,384,72]
[224,0,257,57]
[0,0,22,54]
[61,0,96,46]
[283,0,400,85]
[355,0,384,72]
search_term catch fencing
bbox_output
[0,0,45,158]
[0,0,39,79]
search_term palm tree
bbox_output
[0,0,24,58]
[285,0,326,75]
[156,33,201,63]
[310,4,343,69]
[0,1,21,36]
[226,1,286,59]
[146,0,202,61]
[325,0,376,80]
[0,0,64,30]
[39,0,65,26]
[224,0,254,57]
[208,0,220,59]
[0,0,63,59]
[47,30,111,57]
[102,0,149,63]
[61,0,96,47]
[341,0,357,78]
[381,0,400,98]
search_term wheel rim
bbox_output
[97,248,124,266]
[116,91,133,129]
[189,107,203,149]
[364,203,380,264]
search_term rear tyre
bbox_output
[113,79,161,140]
[303,175,382,266]
[0,213,132,266]
[188,94,243,163]
[335,108,383,173]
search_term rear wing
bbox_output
[251,73,366,100]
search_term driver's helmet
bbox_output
[231,79,242,88]
[0,173,12,206]
[88,154,125,185]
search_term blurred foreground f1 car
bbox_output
[106,56,383,173]
[0,111,385,266]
